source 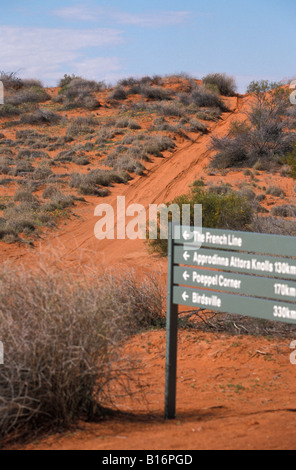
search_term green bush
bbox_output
[246,80,283,94]
[0,104,20,117]
[148,185,254,256]
[285,143,296,178]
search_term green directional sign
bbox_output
[174,246,296,280]
[173,286,296,324]
[173,225,296,257]
[165,222,296,421]
[173,266,296,302]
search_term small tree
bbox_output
[211,81,295,168]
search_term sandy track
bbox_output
[1,95,244,271]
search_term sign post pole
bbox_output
[165,222,178,420]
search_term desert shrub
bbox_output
[16,149,49,160]
[266,186,286,197]
[250,216,296,235]
[0,104,20,117]
[32,164,54,181]
[0,178,12,186]
[151,120,182,133]
[95,128,117,145]
[74,142,94,153]
[195,107,222,121]
[187,119,208,133]
[115,118,129,129]
[0,157,13,175]
[0,266,164,441]
[121,133,148,145]
[6,87,50,106]
[119,76,161,88]
[21,79,44,88]
[153,101,185,117]
[270,205,296,218]
[11,161,34,176]
[108,87,127,101]
[105,154,146,175]
[126,84,142,95]
[20,109,62,125]
[109,135,175,165]
[62,95,100,110]
[142,135,175,157]
[0,71,23,90]
[285,143,296,178]
[0,225,18,242]
[190,178,206,188]
[140,85,171,101]
[57,77,102,109]
[237,187,256,201]
[255,194,266,202]
[210,87,296,169]
[0,72,45,91]
[210,135,248,168]
[54,149,76,163]
[74,156,90,166]
[13,190,38,204]
[203,73,237,96]
[127,119,141,130]
[70,169,129,195]
[208,184,233,195]
[1,192,76,238]
[58,74,81,88]
[0,148,13,156]
[0,140,15,148]
[117,77,140,87]
[66,117,98,136]
[185,85,227,111]
[4,204,38,234]
[15,130,42,140]
[148,185,254,256]
[60,77,103,96]
[42,185,61,199]
[42,193,75,211]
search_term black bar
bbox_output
[164,222,178,420]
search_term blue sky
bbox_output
[0,0,295,92]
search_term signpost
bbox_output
[165,223,296,419]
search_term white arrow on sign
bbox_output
[183,230,192,241]
[183,271,190,281]
[182,291,189,302]
[183,251,190,262]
